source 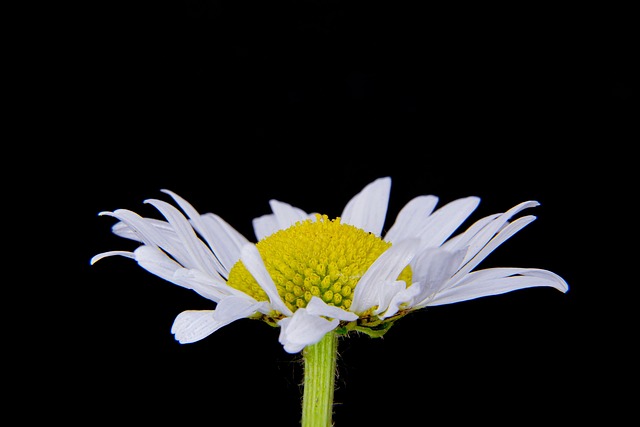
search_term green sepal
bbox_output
[334,326,349,335]
[335,321,357,335]
[353,321,394,338]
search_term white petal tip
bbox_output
[173,335,195,345]
[89,251,134,265]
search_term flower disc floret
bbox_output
[227,214,412,313]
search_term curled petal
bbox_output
[171,311,221,344]
[306,296,358,321]
[278,310,340,354]
[351,238,420,314]
[373,280,408,316]
[171,297,265,344]
[90,250,135,265]
[380,282,424,319]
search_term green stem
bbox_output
[301,331,338,427]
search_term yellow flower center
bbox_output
[227,214,412,314]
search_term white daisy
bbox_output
[91,177,568,354]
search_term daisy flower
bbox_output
[91,177,568,354]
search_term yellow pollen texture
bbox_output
[226,214,412,313]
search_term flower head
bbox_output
[92,177,568,353]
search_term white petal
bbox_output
[200,213,252,275]
[417,196,480,248]
[380,282,424,319]
[252,214,280,241]
[144,198,221,278]
[160,190,239,276]
[455,267,569,291]
[129,246,222,302]
[410,247,468,303]
[425,268,569,307]
[441,213,501,251]
[340,176,391,236]
[173,268,247,302]
[100,210,195,270]
[111,216,182,247]
[133,245,193,289]
[171,296,265,344]
[252,201,315,241]
[100,209,168,251]
[448,215,537,284]
[383,195,439,244]
[170,310,222,344]
[306,296,358,321]
[278,310,339,353]
[446,201,539,266]
[269,199,312,230]
[240,244,293,316]
[90,250,135,265]
[212,296,269,323]
[350,238,420,314]
[372,280,408,316]
[133,246,228,302]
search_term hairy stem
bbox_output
[301,331,338,427]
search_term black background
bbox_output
[31,1,635,425]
